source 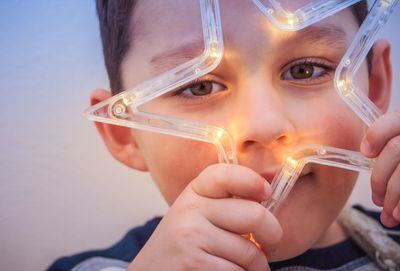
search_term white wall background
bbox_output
[0,1,398,270]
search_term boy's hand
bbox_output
[127,164,282,271]
[361,109,400,227]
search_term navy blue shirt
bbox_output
[47,206,400,271]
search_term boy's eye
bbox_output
[175,80,226,98]
[290,64,315,79]
[188,81,213,96]
[281,58,335,83]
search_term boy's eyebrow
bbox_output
[149,24,348,73]
[283,23,348,49]
[150,38,205,73]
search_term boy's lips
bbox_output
[260,166,312,184]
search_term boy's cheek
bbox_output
[299,104,364,150]
[325,115,364,149]
[139,132,219,204]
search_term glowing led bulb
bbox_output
[122,95,133,106]
[337,80,353,97]
[210,47,220,58]
[207,41,221,59]
[286,157,299,169]
[213,128,225,141]
[286,14,299,28]
[337,80,345,88]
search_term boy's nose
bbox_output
[230,75,297,157]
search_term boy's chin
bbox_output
[265,239,311,262]
[264,174,333,261]
[265,228,323,263]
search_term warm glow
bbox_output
[285,13,299,28]
[337,80,345,88]
[286,157,299,169]
[337,80,353,97]
[122,95,133,106]
[318,148,327,155]
[210,47,220,58]
[214,128,225,140]
[243,233,262,249]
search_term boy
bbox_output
[49,0,400,270]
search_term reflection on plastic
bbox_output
[261,145,373,213]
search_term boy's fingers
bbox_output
[361,109,400,157]
[198,254,246,271]
[370,137,400,205]
[205,225,269,271]
[382,164,400,227]
[380,211,399,228]
[392,202,400,221]
[191,164,271,201]
[203,198,282,248]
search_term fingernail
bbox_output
[372,193,383,207]
[393,206,400,221]
[381,211,399,227]
[360,138,372,156]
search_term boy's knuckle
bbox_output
[180,252,205,270]
[175,195,200,214]
[176,221,202,244]
[183,200,200,211]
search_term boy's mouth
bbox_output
[260,165,313,184]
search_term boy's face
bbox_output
[120,0,368,259]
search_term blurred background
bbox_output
[0,1,399,270]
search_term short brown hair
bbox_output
[96,0,370,95]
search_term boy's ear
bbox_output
[90,89,148,171]
[368,39,392,113]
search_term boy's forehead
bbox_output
[132,0,357,44]
[133,0,319,14]
[132,0,316,42]
[128,0,358,74]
